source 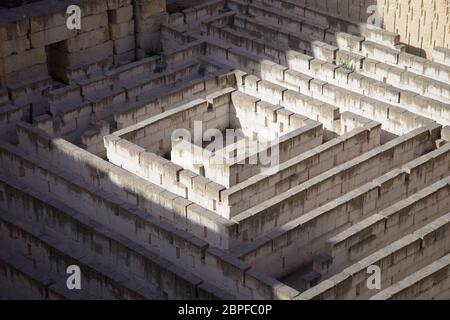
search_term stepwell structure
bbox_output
[0,0,449,299]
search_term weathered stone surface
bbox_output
[0,0,449,301]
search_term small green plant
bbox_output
[337,59,356,72]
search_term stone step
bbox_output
[0,173,226,299]
[0,244,95,300]
[296,211,450,299]
[433,47,450,67]
[198,13,450,127]
[370,253,450,300]
[221,106,381,216]
[323,177,450,279]
[0,139,275,299]
[199,24,445,130]
[233,142,450,278]
[230,123,441,244]
[0,210,149,299]
[15,122,237,250]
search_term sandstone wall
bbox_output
[0,138,301,299]
[239,145,450,279]
[0,0,168,87]
[269,0,450,58]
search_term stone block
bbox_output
[110,20,135,39]
[108,5,134,24]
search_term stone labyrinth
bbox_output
[0,0,449,299]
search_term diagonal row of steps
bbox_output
[228,122,441,243]
[172,0,449,127]
[296,210,450,299]
[0,172,223,299]
[198,13,450,129]
[232,142,450,276]
[321,178,450,279]
[0,208,151,300]
[0,140,236,299]
[239,0,450,83]
[0,243,97,300]
[370,252,450,300]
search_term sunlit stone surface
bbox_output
[0,0,449,300]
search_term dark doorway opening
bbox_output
[45,41,69,85]
[166,0,200,14]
